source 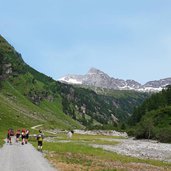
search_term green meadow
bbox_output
[29,133,171,171]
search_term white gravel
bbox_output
[73,129,128,137]
[0,137,56,171]
[92,138,171,162]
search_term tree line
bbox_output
[128,85,171,143]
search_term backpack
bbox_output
[37,134,43,141]
[9,129,14,136]
[16,130,20,135]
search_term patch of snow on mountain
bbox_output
[144,87,163,92]
[58,68,171,92]
[59,77,82,84]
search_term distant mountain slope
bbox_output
[59,68,171,92]
[0,34,149,131]
[128,85,171,143]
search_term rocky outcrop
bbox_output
[0,62,13,80]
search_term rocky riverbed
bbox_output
[45,129,171,163]
[92,138,171,162]
[73,130,171,162]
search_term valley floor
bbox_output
[92,138,171,162]
[43,132,171,171]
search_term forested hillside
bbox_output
[0,34,149,131]
[129,85,171,142]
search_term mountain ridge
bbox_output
[0,34,149,131]
[59,67,171,92]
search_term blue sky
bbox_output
[0,0,171,84]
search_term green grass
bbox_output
[28,133,171,170]
[29,140,171,171]
[0,80,82,132]
[0,79,82,146]
[72,134,126,140]
[55,133,126,140]
[37,141,171,168]
[52,133,121,145]
[0,133,6,146]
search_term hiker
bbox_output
[37,130,44,151]
[67,130,74,139]
[21,128,26,145]
[7,129,14,144]
[25,129,29,144]
[15,129,21,143]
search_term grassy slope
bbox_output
[0,34,150,132]
[0,79,83,145]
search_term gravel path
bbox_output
[0,137,56,171]
[92,138,171,162]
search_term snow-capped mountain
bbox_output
[59,68,171,92]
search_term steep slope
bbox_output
[129,85,171,142]
[0,35,82,131]
[56,83,149,127]
[0,34,148,132]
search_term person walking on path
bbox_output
[37,130,44,152]
[15,129,21,143]
[25,129,29,144]
[7,129,14,144]
[21,128,26,145]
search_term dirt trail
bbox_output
[0,137,56,171]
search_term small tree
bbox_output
[135,117,154,139]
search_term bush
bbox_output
[155,127,171,143]
[126,128,136,137]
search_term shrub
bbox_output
[155,127,171,143]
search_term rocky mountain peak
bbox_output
[58,68,171,92]
[87,68,106,75]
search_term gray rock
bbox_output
[59,68,171,92]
